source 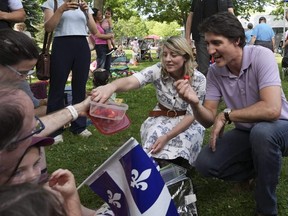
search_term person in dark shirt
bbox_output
[185,0,234,76]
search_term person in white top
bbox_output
[0,0,26,29]
[42,0,100,143]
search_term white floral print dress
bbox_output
[133,63,206,166]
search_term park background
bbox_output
[21,0,288,215]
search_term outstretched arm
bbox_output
[91,76,141,103]
[0,8,25,23]
[38,97,91,137]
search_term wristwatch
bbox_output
[223,108,232,124]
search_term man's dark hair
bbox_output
[259,16,266,23]
[0,83,25,151]
[199,12,246,48]
[0,183,67,216]
[247,23,253,29]
[0,29,39,66]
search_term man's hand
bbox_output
[74,96,91,116]
[209,112,226,152]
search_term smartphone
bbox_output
[69,0,79,3]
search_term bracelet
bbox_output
[66,105,78,121]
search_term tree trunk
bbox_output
[93,0,104,12]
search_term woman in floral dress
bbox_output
[92,36,206,167]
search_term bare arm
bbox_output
[0,8,25,22]
[108,18,113,28]
[91,76,141,103]
[227,86,281,123]
[78,0,98,35]
[228,7,234,14]
[185,12,193,44]
[209,85,282,151]
[250,35,256,45]
[38,97,90,136]
[272,37,275,52]
[48,169,82,216]
[151,114,195,153]
[94,32,114,40]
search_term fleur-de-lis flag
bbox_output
[78,137,179,216]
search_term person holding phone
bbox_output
[41,0,110,144]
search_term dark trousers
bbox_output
[95,44,112,72]
[47,36,90,136]
[195,120,288,215]
[255,40,274,52]
[195,34,210,76]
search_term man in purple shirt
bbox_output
[176,12,288,216]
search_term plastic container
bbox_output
[89,101,128,121]
[89,113,131,135]
[160,163,187,186]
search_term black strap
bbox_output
[42,0,58,54]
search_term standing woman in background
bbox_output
[90,8,114,73]
[41,0,97,143]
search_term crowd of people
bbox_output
[1,1,288,216]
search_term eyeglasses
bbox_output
[12,116,45,145]
[5,65,34,78]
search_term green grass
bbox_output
[45,52,288,215]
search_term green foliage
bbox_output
[145,20,182,38]
[233,0,268,19]
[104,0,138,20]
[133,0,191,27]
[22,0,43,37]
[113,16,149,39]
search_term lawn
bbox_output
[45,52,288,216]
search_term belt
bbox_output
[149,103,186,117]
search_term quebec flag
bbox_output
[78,137,179,216]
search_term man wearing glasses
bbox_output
[5,64,48,117]
[0,81,90,185]
[0,29,92,184]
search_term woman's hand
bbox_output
[79,0,89,12]
[91,83,116,103]
[175,79,200,106]
[107,33,114,39]
[150,135,169,154]
[60,0,79,12]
